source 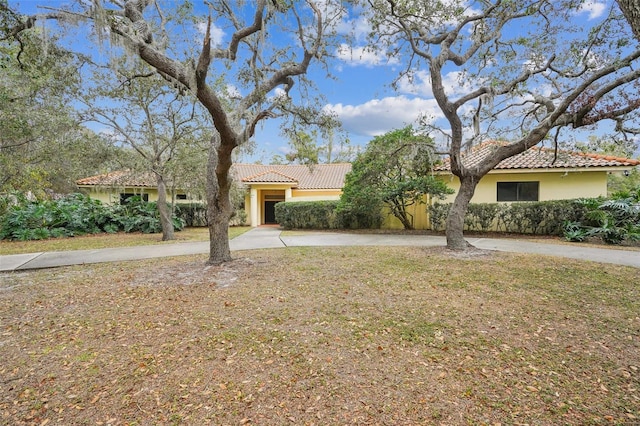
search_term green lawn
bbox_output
[1,246,638,424]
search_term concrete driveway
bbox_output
[1,227,639,271]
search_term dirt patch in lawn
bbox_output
[1,247,639,425]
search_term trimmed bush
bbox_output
[431,199,590,235]
[334,201,383,229]
[428,202,449,231]
[465,203,500,232]
[275,200,342,230]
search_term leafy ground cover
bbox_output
[1,246,638,425]
[0,227,250,255]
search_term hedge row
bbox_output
[274,199,594,236]
[275,200,343,229]
[429,200,590,235]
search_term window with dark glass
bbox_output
[176,194,188,200]
[497,182,539,202]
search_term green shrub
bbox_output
[0,193,184,241]
[275,200,343,230]
[335,201,383,229]
[175,203,208,227]
[230,208,247,227]
[563,221,592,242]
[431,199,590,236]
[428,202,449,231]
[465,203,500,231]
[564,189,640,245]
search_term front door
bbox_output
[264,201,279,224]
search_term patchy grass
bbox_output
[1,246,638,425]
[0,227,250,255]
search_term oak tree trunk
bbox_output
[392,203,414,230]
[617,0,640,40]
[206,135,233,265]
[445,175,479,250]
[156,174,175,241]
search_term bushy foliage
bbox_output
[275,201,342,230]
[564,188,640,245]
[497,200,588,235]
[338,126,452,230]
[0,193,184,241]
[175,203,208,227]
[430,200,589,235]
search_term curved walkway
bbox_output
[1,227,639,272]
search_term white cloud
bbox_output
[336,12,371,41]
[223,84,242,100]
[397,70,476,98]
[336,44,399,67]
[196,21,225,46]
[397,70,433,96]
[576,0,607,20]
[268,87,288,102]
[325,96,443,137]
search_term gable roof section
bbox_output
[76,170,157,187]
[434,141,640,172]
[232,163,352,190]
[242,170,298,185]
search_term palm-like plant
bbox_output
[564,189,640,244]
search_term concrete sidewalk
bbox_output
[1,227,639,271]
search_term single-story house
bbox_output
[76,164,352,227]
[381,142,639,230]
[77,143,638,230]
[75,170,198,204]
[434,142,639,203]
[232,163,352,227]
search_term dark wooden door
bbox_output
[264,201,278,224]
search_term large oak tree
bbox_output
[365,0,640,250]
[4,0,344,264]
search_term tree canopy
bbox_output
[0,16,119,195]
[80,57,211,240]
[2,0,347,263]
[339,126,452,230]
[363,0,640,249]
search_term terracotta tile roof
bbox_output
[232,163,352,190]
[242,170,298,184]
[434,141,640,171]
[77,164,353,190]
[76,170,157,187]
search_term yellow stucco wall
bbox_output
[291,189,342,201]
[437,170,609,203]
[381,199,430,230]
[80,187,196,204]
[240,169,614,229]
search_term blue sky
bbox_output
[9,0,622,162]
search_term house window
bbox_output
[120,193,149,204]
[497,182,539,202]
[176,194,188,200]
